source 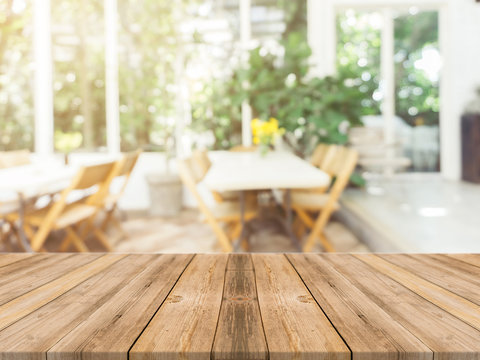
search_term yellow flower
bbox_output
[251,117,285,145]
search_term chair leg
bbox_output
[59,233,73,252]
[93,228,113,252]
[294,207,315,229]
[229,222,242,241]
[111,215,128,239]
[303,208,334,252]
[318,232,336,253]
[65,227,89,252]
[85,216,113,251]
[100,209,114,232]
[293,217,306,240]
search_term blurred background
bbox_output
[1,0,480,254]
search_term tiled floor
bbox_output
[114,209,369,253]
[1,208,369,253]
[341,174,480,253]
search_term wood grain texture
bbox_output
[355,254,480,331]
[444,254,480,268]
[212,254,268,360]
[0,253,101,305]
[130,254,228,360]
[328,254,480,359]
[287,254,432,360]
[0,254,124,332]
[252,254,350,360]
[0,253,33,268]
[0,255,154,360]
[379,254,480,306]
[47,254,193,360]
[0,254,479,360]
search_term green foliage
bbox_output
[0,1,34,151]
[191,1,365,157]
[54,130,83,153]
[394,11,439,126]
[336,10,440,126]
[51,0,107,150]
[117,0,183,152]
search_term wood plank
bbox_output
[327,254,480,359]
[355,254,480,331]
[0,254,125,331]
[0,255,156,360]
[379,254,480,306]
[48,254,193,360]
[287,254,432,360]
[212,254,268,360]
[130,254,228,360]
[0,253,101,305]
[0,253,34,268]
[251,254,350,360]
[444,254,480,268]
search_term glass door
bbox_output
[336,7,440,172]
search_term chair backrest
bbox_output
[192,150,211,177]
[310,144,329,168]
[88,150,142,206]
[0,150,31,168]
[186,156,208,184]
[116,149,141,177]
[329,147,359,196]
[72,162,117,190]
[178,157,232,252]
[319,145,341,175]
[30,161,116,251]
[303,147,358,252]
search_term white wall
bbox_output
[442,0,480,180]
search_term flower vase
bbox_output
[259,143,272,157]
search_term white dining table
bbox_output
[204,151,330,192]
[203,151,330,250]
[0,162,77,251]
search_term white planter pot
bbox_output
[146,173,183,217]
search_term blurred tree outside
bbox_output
[336,9,440,127]
[51,0,107,152]
[0,0,34,151]
[0,1,439,155]
[190,0,365,157]
[118,0,186,152]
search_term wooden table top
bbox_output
[0,253,479,360]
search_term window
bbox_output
[51,0,107,153]
[117,0,181,152]
[337,7,440,172]
[0,0,34,151]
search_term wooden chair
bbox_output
[310,143,329,168]
[191,150,240,204]
[96,150,141,240]
[0,150,31,168]
[291,146,359,252]
[0,206,15,251]
[192,149,212,174]
[14,162,117,252]
[178,156,257,252]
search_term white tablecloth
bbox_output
[0,163,77,214]
[203,151,330,192]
